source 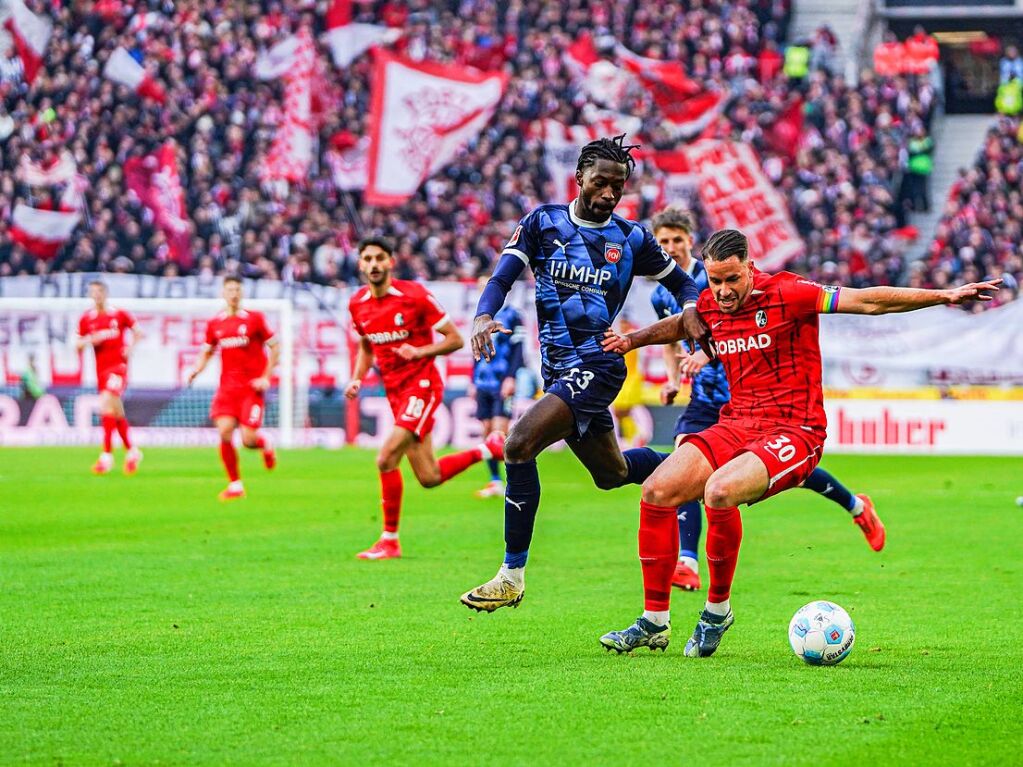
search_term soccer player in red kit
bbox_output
[187,276,279,501]
[598,229,1001,657]
[76,280,143,475]
[346,238,505,560]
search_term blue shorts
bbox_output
[476,388,512,421]
[543,356,627,440]
[674,398,724,437]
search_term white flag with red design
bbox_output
[17,149,76,187]
[3,0,52,85]
[326,136,369,191]
[124,142,194,269]
[322,0,401,68]
[9,204,80,259]
[103,47,167,104]
[261,30,316,184]
[365,51,507,206]
[681,140,803,271]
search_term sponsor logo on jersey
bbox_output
[367,330,410,344]
[604,243,622,264]
[548,260,613,287]
[755,309,768,328]
[91,327,121,342]
[712,333,772,355]
[219,335,250,349]
[394,313,404,327]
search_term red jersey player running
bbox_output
[187,276,279,501]
[598,229,1000,658]
[76,280,143,475]
[346,238,505,560]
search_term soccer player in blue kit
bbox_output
[472,302,525,498]
[460,135,709,612]
[648,208,886,595]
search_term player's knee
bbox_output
[593,467,628,491]
[641,476,679,507]
[704,475,736,509]
[503,430,535,464]
[241,435,259,449]
[376,451,400,472]
[416,472,442,489]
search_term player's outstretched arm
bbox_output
[836,280,1002,315]
[602,313,689,354]
[345,338,374,399]
[396,320,463,361]
[472,254,526,361]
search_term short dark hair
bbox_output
[577,134,640,180]
[223,274,243,285]
[651,207,694,235]
[702,229,749,262]
[358,237,394,257]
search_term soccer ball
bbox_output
[788,601,855,666]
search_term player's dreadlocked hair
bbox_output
[702,229,749,262]
[576,134,641,179]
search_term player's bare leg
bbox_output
[240,425,275,471]
[461,394,574,611]
[682,450,770,657]
[600,444,713,652]
[215,416,245,501]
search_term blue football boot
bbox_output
[683,609,734,657]
[599,616,670,653]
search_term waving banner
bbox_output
[365,51,507,206]
[124,142,193,269]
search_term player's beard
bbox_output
[366,269,389,285]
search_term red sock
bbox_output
[116,418,132,449]
[437,447,483,483]
[639,500,680,612]
[101,414,116,453]
[380,469,403,533]
[248,434,266,450]
[705,506,743,603]
[220,441,240,482]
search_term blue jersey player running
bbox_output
[648,208,886,597]
[460,135,709,612]
[472,302,525,498]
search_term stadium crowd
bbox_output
[0,0,994,306]
[920,116,1023,310]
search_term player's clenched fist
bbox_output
[470,314,511,362]
[344,380,361,400]
[395,343,422,361]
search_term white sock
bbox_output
[705,599,730,617]
[101,451,112,459]
[849,495,864,517]
[679,555,698,574]
[643,610,670,628]
[228,479,244,492]
[478,442,492,461]
[380,531,399,541]
[499,564,524,588]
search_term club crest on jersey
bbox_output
[755,310,767,328]
[604,243,622,264]
[394,313,404,327]
[507,225,522,248]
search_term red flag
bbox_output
[365,51,507,206]
[764,98,804,161]
[124,142,193,269]
[325,0,352,28]
[3,0,52,85]
[322,0,401,68]
[262,30,316,184]
[564,33,599,76]
[617,45,702,116]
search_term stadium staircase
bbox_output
[790,0,866,78]
[902,114,996,264]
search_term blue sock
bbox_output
[486,458,501,482]
[803,467,857,512]
[622,448,670,486]
[503,460,540,568]
[678,500,702,561]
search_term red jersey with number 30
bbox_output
[698,270,841,437]
[78,307,136,373]
[204,309,275,390]
[348,280,450,392]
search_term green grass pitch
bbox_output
[1,448,1021,765]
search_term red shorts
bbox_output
[386,377,443,440]
[210,387,266,429]
[682,421,824,504]
[98,364,128,396]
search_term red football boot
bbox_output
[671,561,701,591]
[218,482,246,502]
[484,430,506,462]
[262,437,276,471]
[853,494,886,552]
[357,537,402,560]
